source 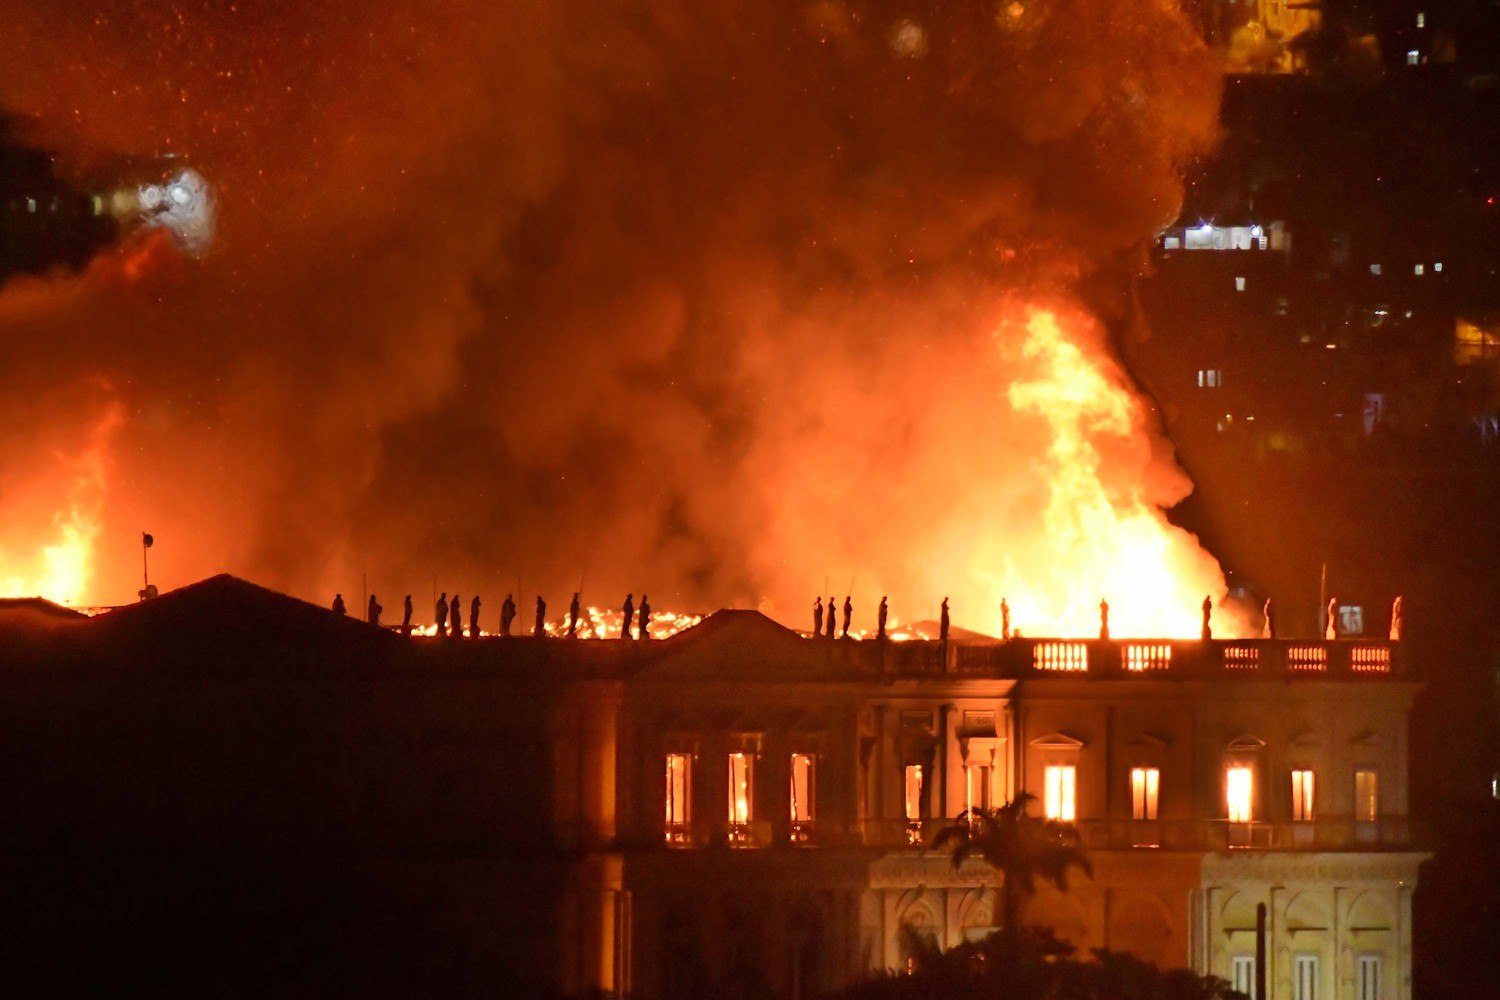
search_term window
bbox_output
[1227,766,1253,823]
[1294,954,1319,1000]
[1357,955,1381,1000]
[1414,263,1425,276]
[1355,770,1379,822]
[1044,765,1076,822]
[1197,368,1222,388]
[728,752,754,828]
[1292,769,1315,822]
[1235,276,1247,292]
[1163,235,1181,250]
[1434,261,1443,272]
[1232,956,1257,1000]
[966,763,993,814]
[665,753,692,844]
[1416,11,1425,27]
[1130,767,1160,820]
[905,764,925,843]
[1370,263,1382,276]
[1406,49,1420,65]
[790,753,815,840]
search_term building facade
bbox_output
[0,577,1423,998]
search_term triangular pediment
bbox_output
[1128,732,1170,749]
[1226,733,1267,751]
[639,609,862,681]
[1030,731,1085,750]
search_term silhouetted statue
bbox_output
[842,596,852,638]
[568,593,581,638]
[1261,598,1275,639]
[332,594,346,616]
[939,597,950,641]
[877,596,889,640]
[1001,598,1011,641]
[367,594,382,626]
[450,595,462,638]
[534,596,547,636]
[500,593,516,637]
[1099,598,1110,640]
[1201,595,1213,641]
[435,593,448,637]
[825,597,837,639]
[469,595,481,638]
[1390,595,1403,642]
[621,594,635,639]
[813,597,824,637]
[402,595,413,636]
[1326,597,1338,640]
[638,594,651,639]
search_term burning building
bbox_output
[0,574,1422,998]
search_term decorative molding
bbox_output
[1030,731,1085,750]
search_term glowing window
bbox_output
[1434,261,1443,272]
[790,753,815,825]
[1414,263,1425,276]
[1292,769,1315,821]
[1232,956,1257,999]
[904,764,924,822]
[1370,263,1382,276]
[1044,765,1076,822]
[1235,276,1247,292]
[1197,368,1223,388]
[1406,49,1420,65]
[1227,766,1253,823]
[1355,770,1379,822]
[728,752,754,829]
[1357,955,1381,1000]
[1294,954,1319,1000]
[1130,767,1160,820]
[1416,11,1425,27]
[966,764,993,814]
[664,753,692,842]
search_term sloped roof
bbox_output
[85,574,398,674]
[638,608,870,681]
[0,596,88,624]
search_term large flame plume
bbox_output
[0,1,1227,635]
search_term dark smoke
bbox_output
[0,1,1220,621]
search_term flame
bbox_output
[0,406,122,606]
[989,307,1237,638]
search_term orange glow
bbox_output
[0,406,122,606]
[993,308,1239,638]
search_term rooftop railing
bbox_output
[862,636,1404,679]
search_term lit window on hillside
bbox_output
[1414,263,1425,276]
[1235,276,1247,292]
[1355,770,1379,822]
[1406,49,1420,65]
[1291,769,1315,821]
[1227,766,1253,822]
[1197,368,1222,388]
[1370,263,1382,275]
[1434,261,1443,272]
[665,753,692,844]
[790,753,815,840]
[1131,767,1160,820]
[1416,11,1425,27]
[1044,765,1076,822]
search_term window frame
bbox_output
[1291,768,1315,822]
[1044,764,1077,822]
[1130,766,1160,821]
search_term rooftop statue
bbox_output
[500,594,516,637]
[435,593,448,637]
[877,596,888,640]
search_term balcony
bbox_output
[1070,817,1411,852]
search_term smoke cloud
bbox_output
[0,0,1221,632]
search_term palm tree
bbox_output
[932,793,1092,943]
